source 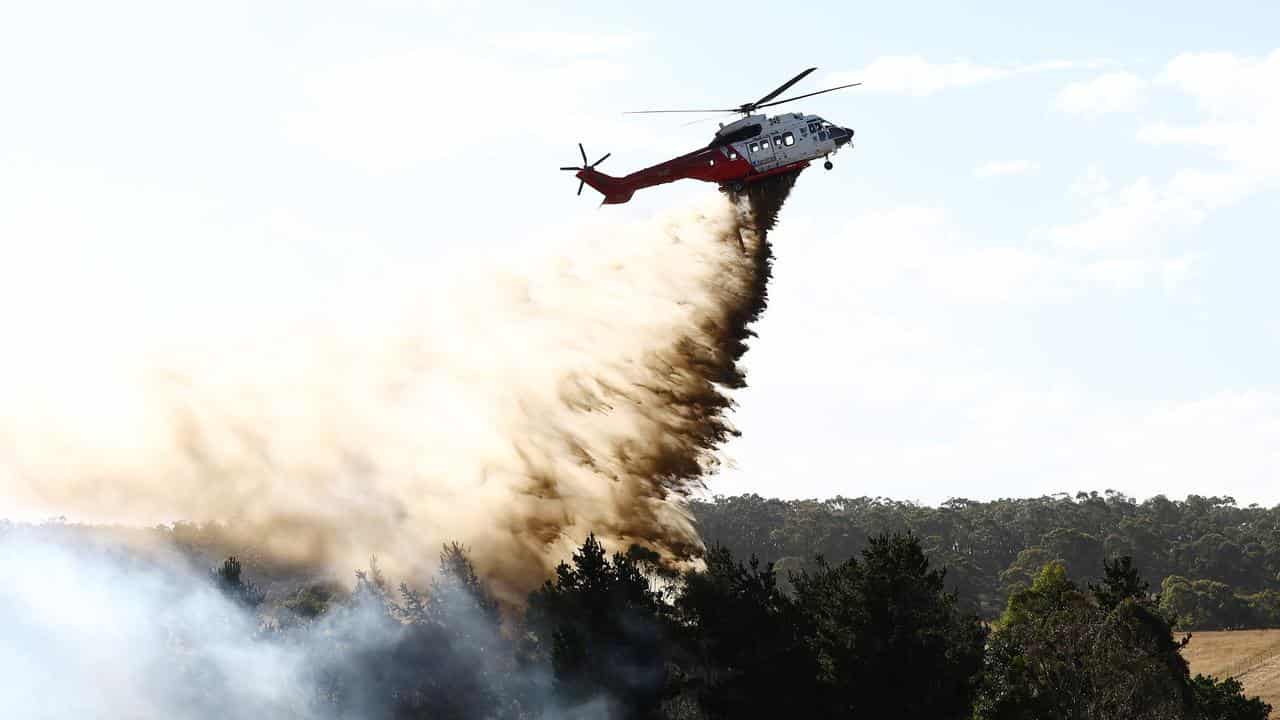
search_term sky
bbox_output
[1,0,1278,507]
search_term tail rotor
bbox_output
[560,142,611,196]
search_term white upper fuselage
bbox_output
[712,112,852,172]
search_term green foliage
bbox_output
[692,492,1280,626]
[18,519,1275,719]
[677,533,985,718]
[791,533,987,719]
[211,556,265,608]
[523,533,672,716]
[998,547,1057,597]
[1189,674,1272,720]
[1042,527,1104,581]
[977,557,1270,720]
[1091,555,1150,611]
[675,546,823,718]
[1239,589,1280,627]
[1160,576,1257,630]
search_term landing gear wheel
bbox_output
[729,181,745,193]
[823,160,834,170]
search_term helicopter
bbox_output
[561,67,859,205]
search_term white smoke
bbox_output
[0,526,581,720]
[0,531,311,718]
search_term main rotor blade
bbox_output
[754,82,862,110]
[623,108,737,114]
[591,152,611,167]
[560,166,581,171]
[578,143,588,166]
[623,67,838,116]
[752,67,817,108]
[577,179,584,196]
[680,112,736,127]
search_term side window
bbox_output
[782,132,795,146]
[808,121,821,133]
[760,138,771,150]
[728,150,739,160]
[771,135,782,149]
[748,142,759,153]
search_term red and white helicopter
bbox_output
[562,67,859,204]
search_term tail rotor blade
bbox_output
[563,144,611,198]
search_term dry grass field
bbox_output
[1183,629,1280,716]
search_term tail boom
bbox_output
[575,146,762,204]
[575,168,637,205]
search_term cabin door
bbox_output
[747,135,776,170]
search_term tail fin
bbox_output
[560,143,633,204]
[576,168,635,205]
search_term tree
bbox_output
[1160,576,1256,630]
[1189,674,1272,720]
[307,550,523,720]
[975,562,1097,720]
[791,532,987,719]
[1090,555,1150,611]
[211,556,265,608]
[524,534,671,718]
[391,544,514,719]
[977,558,1271,720]
[690,491,1280,628]
[999,546,1057,596]
[675,545,822,718]
[1043,527,1105,581]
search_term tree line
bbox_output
[4,516,1272,718]
[691,492,1280,630]
[203,535,1265,719]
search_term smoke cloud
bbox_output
[0,524,547,719]
[0,530,312,718]
[0,179,795,599]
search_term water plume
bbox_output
[0,177,797,600]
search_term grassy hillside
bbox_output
[1184,629,1280,717]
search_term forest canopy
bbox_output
[4,490,1279,718]
[692,491,1280,629]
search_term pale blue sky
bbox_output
[2,1,1277,505]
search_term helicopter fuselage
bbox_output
[574,112,853,204]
